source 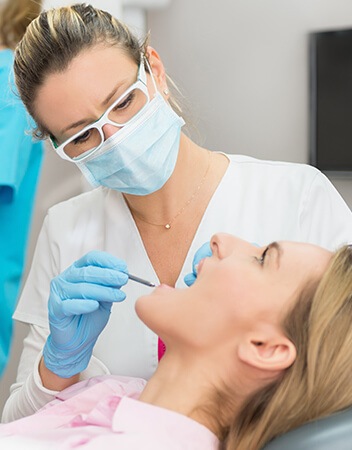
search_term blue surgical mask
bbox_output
[75,93,185,195]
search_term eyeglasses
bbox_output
[51,56,153,161]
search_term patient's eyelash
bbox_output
[256,247,269,265]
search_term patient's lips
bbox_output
[196,258,206,275]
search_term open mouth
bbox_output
[196,258,207,275]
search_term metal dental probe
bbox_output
[128,274,156,287]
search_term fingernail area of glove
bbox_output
[115,272,129,286]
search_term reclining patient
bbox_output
[1,233,351,449]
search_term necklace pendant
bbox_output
[165,223,171,230]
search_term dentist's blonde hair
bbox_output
[13,3,183,139]
[223,245,352,449]
[0,0,42,49]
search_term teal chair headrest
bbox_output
[262,408,352,450]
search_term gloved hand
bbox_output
[43,251,128,378]
[184,242,212,287]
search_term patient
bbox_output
[0,233,351,450]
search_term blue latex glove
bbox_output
[43,251,128,378]
[184,242,212,287]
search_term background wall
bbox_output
[1,0,352,414]
[148,0,352,206]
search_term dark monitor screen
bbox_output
[310,28,352,174]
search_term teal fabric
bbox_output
[262,408,352,449]
[0,49,44,377]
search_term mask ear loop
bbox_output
[142,53,159,96]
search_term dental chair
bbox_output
[262,407,352,449]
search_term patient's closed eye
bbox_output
[255,247,269,265]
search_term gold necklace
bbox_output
[130,151,212,230]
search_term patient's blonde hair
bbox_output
[0,0,42,49]
[221,245,352,449]
[13,3,183,139]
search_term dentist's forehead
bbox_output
[34,46,136,137]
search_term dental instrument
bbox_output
[128,274,156,287]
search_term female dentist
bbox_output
[3,3,352,421]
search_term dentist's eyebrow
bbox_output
[267,241,281,268]
[101,83,120,107]
[59,79,129,135]
[60,118,93,136]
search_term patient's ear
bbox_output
[238,333,296,372]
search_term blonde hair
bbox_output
[13,3,183,139]
[0,0,42,49]
[221,245,352,449]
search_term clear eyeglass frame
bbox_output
[50,55,155,162]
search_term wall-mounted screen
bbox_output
[310,28,352,175]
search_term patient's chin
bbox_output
[135,293,157,326]
[135,290,173,338]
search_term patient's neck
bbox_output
[138,349,247,437]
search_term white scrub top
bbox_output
[3,154,352,422]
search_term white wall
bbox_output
[148,0,352,207]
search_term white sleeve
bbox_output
[1,324,110,423]
[299,170,352,250]
[13,214,57,327]
[1,325,58,422]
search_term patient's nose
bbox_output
[211,233,255,259]
[211,233,236,259]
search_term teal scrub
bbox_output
[0,49,43,377]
